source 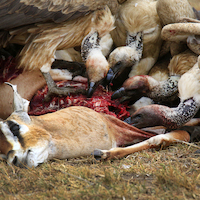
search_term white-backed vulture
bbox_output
[0,0,118,98]
[126,56,200,129]
[107,0,162,84]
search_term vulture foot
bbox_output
[42,71,86,102]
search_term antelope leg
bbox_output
[93,130,190,160]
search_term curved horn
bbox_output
[5,82,30,113]
[5,82,31,123]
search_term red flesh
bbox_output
[29,81,130,120]
[0,57,130,120]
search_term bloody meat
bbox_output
[0,56,130,120]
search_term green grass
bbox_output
[0,142,200,200]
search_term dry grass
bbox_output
[0,142,200,200]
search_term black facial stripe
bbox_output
[6,120,24,147]
[7,120,20,137]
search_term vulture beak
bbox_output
[104,68,114,86]
[111,87,140,103]
[111,87,126,100]
[103,62,124,87]
[87,80,103,98]
[123,117,132,124]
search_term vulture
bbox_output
[111,49,198,104]
[111,0,199,107]
[106,0,162,86]
[157,0,198,57]
[126,56,200,130]
[0,0,118,98]
[156,0,196,26]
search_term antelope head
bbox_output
[0,83,50,167]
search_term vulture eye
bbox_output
[133,113,142,119]
[116,61,122,66]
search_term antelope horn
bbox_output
[5,82,30,113]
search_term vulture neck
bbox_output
[148,75,180,102]
[160,97,200,129]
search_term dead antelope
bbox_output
[0,83,194,167]
[0,82,156,167]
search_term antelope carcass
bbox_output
[0,83,193,167]
[0,82,156,167]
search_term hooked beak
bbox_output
[111,87,141,104]
[102,68,114,88]
[106,68,115,84]
[111,87,126,100]
[103,61,123,87]
[87,81,99,98]
[123,117,132,124]
[123,116,140,127]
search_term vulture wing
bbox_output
[0,0,112,30]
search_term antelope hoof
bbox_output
[92,149,109,160]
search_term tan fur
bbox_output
[98,130,190,160]
[6,107,116,158]
[0,80,196,166]
[1,105,155,167]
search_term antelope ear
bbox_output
[5,82,31,123]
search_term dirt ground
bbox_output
[0,142,200,200]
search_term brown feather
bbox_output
[0,4,114,72]
[168,49,198,76]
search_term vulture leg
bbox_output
[93,130,190,160]
[41,71,86,102]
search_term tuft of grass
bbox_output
[0,142,200,199]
